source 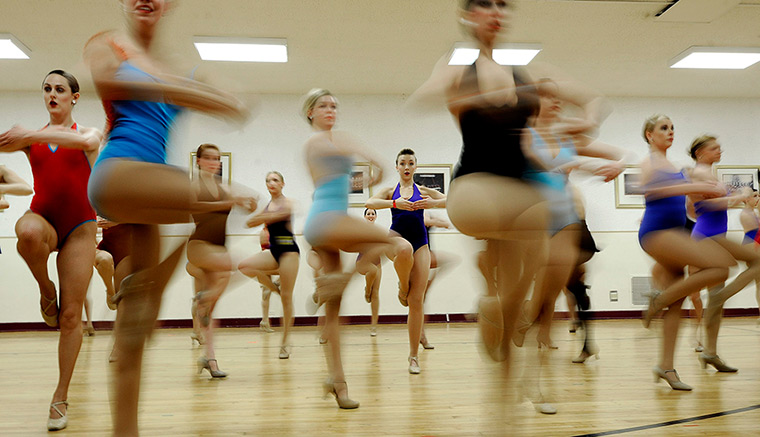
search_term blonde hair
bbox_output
[301,88,336,125]
[266,171,284,184]
[642,114,670,144]
[689,134,718,160]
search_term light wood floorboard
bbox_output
[1,318,759,436]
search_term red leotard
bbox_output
[29,123,96,248]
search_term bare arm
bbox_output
[84,33,250,124]
[246,199,292,228]
[0,165,33,196]
[366,187,396,210]
[414,186,446,209]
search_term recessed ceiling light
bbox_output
[0,34,30,60]
[448,43,541,66]
[193,37,287,63]
[670,46,760,70]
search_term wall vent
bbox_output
[631,276,652,306]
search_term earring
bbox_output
[459,17,476,27]
[309,116,313,120]
[72,100,77,105]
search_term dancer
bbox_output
[302,88,391,409]
[239,170,299,359]
[686,134,760,372]
[638,115,735,391]
[515,78,625,350]
[739,191,760,323]
[367,148,446,373]
[0,70,102,431]
[359,208,382,337]
[84,0,249,432]
[189,143,257,376]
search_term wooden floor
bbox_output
[2,318,759,436]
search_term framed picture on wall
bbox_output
[413,164,452,194]
[189,151,232,185]
[614,166,644,208]
[349,162,373,207]
[715,166,760,199]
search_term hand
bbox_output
[412,197,433,210]
[0,195,8,210]
[0,125,31,149]
[97,216,116,229]
[594,161,624,182]
[235,196,257,212]
[394,197,415,211]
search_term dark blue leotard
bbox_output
[638,169,687,245]
[390,183,428,252]
[691,201,728,240]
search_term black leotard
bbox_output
[454,64,538,180]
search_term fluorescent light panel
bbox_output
[670,47,760,70]
[448,43,540,66]
[193,37,287,63]
[0,34,30,59]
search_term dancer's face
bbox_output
[538,85,562,119]
[309,96,337,130]
[396,154,417,180]
[696,140,722,164]
[42,74,78,117]
[266,173,284,196]
[122,0,169,28]
[197,148,221,175]
[646,118,674,151]
[364,209,377,222]
[464,0,512,44]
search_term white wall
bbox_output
[1,91,759,324]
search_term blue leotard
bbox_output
[95,62,183,167]
[303,154,352,247]
[522,128,579,234]
[390,183,428,252]
[638,168,687,245]
[691,200,728,240]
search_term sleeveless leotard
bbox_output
[265,201,300,263]
[189,177,230,247]
[390,183,428,252]
[638,168,687,245]
[522,128,580,234]
[303,154,352,247]
[454,64,538,180]
[691,200,728,240]
[29,123,96,248]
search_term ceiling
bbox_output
[2,0,760,98]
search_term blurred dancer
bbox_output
[515,79,625,350]
[302,88,391,408]
[686,134,760,372]
[639,115,733,391]
[84,1,249,433]
[359,208,382,337]
[239,171,299,359]
[0,70,102,431]
[189,143,256,376]
[739,191,760,323]
[367,148,445,373]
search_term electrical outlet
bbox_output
[609,290,618,302]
